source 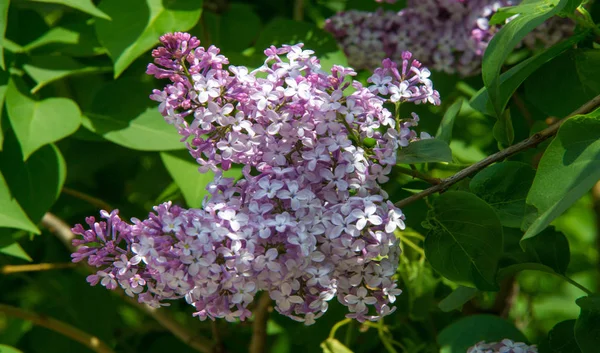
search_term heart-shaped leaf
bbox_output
[5,77,81,160]
[0,171,39,234]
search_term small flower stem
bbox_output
[328,318,351,339]
[398,234,425,257]
[293,0,304,21]
[1,262,77,274]
[0,303,115,353]
[62,187,113,211]
[395,166,441,185]
[575,6,600,37]
[249,291,272,353]
[377,319,400,353]
[394,94,600,209]
[555,274,593,295]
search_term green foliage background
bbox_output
[0,0,599,352]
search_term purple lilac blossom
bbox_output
[324,0,575,76]
[71,32,440,325]
[467,339,538,353]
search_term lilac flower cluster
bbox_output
[467,339,538,353]
[71,32,440,324]
[325,0,574,76]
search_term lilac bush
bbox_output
[71,32,440,324]
[325,0,574,76]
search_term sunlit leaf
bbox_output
[96,0,203,77]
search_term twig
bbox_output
[62,187,113,211]
[1,262,77,274]
[395,94,600,209]
[511,93,533,128]
[293,0,304,21]
[396,166,441,185]
[249,292,272,353]
[41,213,214,353]
[0,303,115,353]
[491,276,519,318]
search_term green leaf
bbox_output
[82,78,184,151]
[0,344,24,353]
[470,161,536,228]
[397,139,453,164]
[525,49,600,117]
[470,30,589,116]
[438,314,527,353]
[24,0,110,20]
[493,109,514,148]
[160,150,242,208]
[0,242,32,262]
[522,111,600,242]
[0,171,39,234]
[23,55,111,93]
[23,21,106,57]
[96,0,203,78]
[482,0,568,117]
[435,98,462,143]
[5,77,81,160]
[321,338,353,353]
[203,3,261,52]
[0,0,9,71]
[0,70,8,150]
[438,286,478,312]
[548,320,582,353]
[424,191,503,290]
[0,137,66,223]
[522,227,570,274]
[575,295,600,352]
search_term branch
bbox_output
[395,166,441,185]
[0,303,115,353]
[293,0,304,21]
[62,187,113,211]
[249,292,272,353]
[41,213,214,353]
[1,263,77,274]
[395,94,600,209]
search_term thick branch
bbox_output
[249,292,272,353]
[395,94,600,209]
[41,213,214,353]
[1,263,76,274]
[0,303,115,353]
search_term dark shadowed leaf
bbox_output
[438,315,527,353]
[424,191,503,290]
[0,136,66,223]
[470,161,536,228]
[575,295,600,352]
[548,320,582,353]
[482,0,568,117]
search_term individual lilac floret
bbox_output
[324,0,575,76]
[467,339,538,353]
[73,32,440,325]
